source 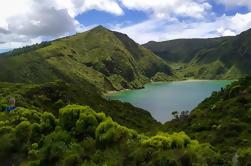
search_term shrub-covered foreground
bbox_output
[0,105,221,166]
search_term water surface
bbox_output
[107,80,233,123]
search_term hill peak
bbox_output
[91,25,109,31]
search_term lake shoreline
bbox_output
[104,79,235,96]
[105,79,234,123]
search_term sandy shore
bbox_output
[103,89,130,96]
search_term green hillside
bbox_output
[143,38,228,63]
[0,81,160,133]
[143,29,251,79]
[164,77,251,164]
[0,26,173,92]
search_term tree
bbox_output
[172,111,179,120]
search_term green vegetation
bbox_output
[0,104,221,166]
[164,77,251,165]
[143,29,251,79]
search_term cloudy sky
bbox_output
[1,0,251,51]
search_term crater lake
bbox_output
[106,80,233,123]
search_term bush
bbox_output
[39,130,71,165]
[40,112,57,134]
[59,105,94,131]
[30,123,41,143]
[63,154,81,166]
[142,132,191,150]
[237,148,251,166]
[76,113,98,139]
[15,121,32,143]
[95,119,135,146]
[142,135,172,149]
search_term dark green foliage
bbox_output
[15,121,32,143]
[40,112,57,134]
[143,38,227,63]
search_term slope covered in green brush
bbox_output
[143,38,228,63]
[163,77,251,164]
[0,104,222,166]
[0,81,160,132]
[143,29,251,79]
[0,26,173,92]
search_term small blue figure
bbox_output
[5,98,16,112]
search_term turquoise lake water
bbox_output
[106,80,233,123]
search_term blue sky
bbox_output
[0,0,251,50]
[77,2,249,27]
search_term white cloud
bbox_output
[0,0,123,48]
[113,12,251,44]
[215,0,251,9]
[54,0,123,17]
[120,0,211,19]
[0,0,251,49]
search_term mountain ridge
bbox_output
[143,28,251,80]
[0,26,174,93]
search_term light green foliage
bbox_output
[237,148,251,166]
[59,105,104,134]
[142,132,191,149]
[142,134,172,149]
[0,104,219,165]
[95,118,136,146]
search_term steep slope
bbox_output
[143,28,251,79]
[143,38,228,63]
[0,26,173,92]
[163,77,251,162]
[194,29,251,79]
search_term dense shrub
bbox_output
[76,112,98,138]
[142,132,191,149]
[237,148,251,166]
[96,118,136,147]
[0,105,225,165]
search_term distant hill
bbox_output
[143,29,251,79]
[0,26,174,93]
[143,38,229,63]
[0,49,12,54]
